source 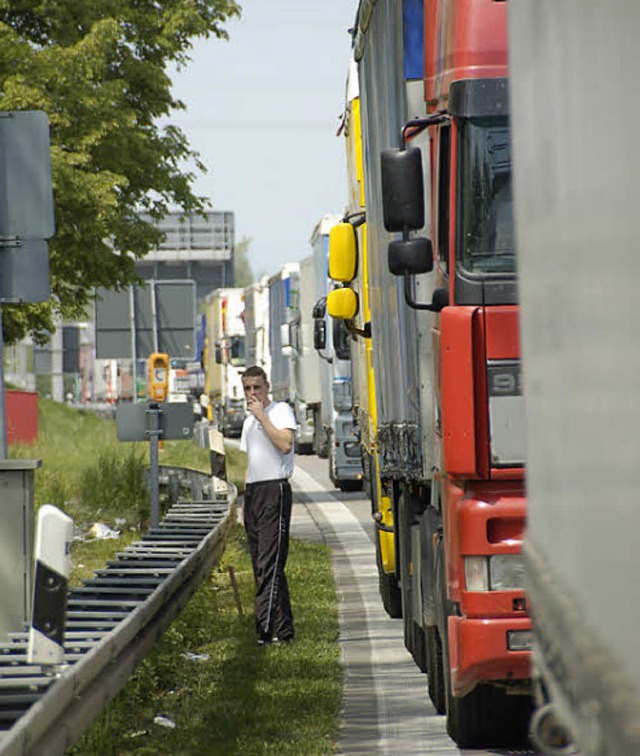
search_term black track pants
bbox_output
[243,479,294,640]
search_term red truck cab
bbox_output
[381,0,531,745]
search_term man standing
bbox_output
[240,365,296,645]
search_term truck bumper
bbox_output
[448,615,531,697]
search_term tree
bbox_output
[233,235,254,288]
[0,0,241,343]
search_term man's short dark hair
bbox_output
[242,365,268,382]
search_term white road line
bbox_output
[291,466,459,755]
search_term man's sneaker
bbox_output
[272,635,294,644]
[257,632,272,646]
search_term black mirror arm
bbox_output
[401,112,451,144]
[343,210,366,228]
[344,319,371,340]
[403,276,447,312]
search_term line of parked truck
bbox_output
[317,1,640,754]
[200,216,363,492]
[323,0,531,748]
[196,2,640,752]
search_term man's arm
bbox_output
[246,398,294,454]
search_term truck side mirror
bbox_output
[389,238,434,276]
[327,287,359,320]
[329,223,358,282]
[313,319,326,351]
[381,147,425,231]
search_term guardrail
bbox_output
[0,465,236,756]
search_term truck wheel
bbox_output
[446,679,532,747]
[446,682,505,747]
[376,538,402,618]
[338,479,363,492]
[426,625,445,714]
[410,620,428,673]
[397,487,418,661]
[437,542,531,746]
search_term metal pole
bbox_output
[0,304,7,459]
[129,286,138,402]
[150,280,159,353]
[147,403,161,527]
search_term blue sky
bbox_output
[168,2,359,280]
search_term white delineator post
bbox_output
[28,504,74,666]
[208,427,227,494]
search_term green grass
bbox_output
[71,526,342,755]
[9,397,247,528]
[10,399,342,753]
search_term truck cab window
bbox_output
[228,335,245,367]
[458,117,515,274]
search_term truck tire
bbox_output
[410,620,428,674]
[376,538,402,618]
[295,441,313,455]
[436,543,496,745]
[338,479,363,492]
[397,487,424,666]
[426,625,445,714]
[436,542,532,746]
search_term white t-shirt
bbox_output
[240,401,296,483]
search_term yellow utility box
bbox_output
[148,353,169,402]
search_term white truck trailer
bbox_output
[510,2,640,753]
[291,254,324,454]
[204,287,246,437]
[310,215,363,491]
[266,261,323,454]
[267,262,300,414]
[243,276,271,382]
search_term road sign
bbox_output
[116,402,195,443]
[0,111,55,239]
[94,280,196,359]
[0,240,50,303]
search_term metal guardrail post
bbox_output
[146,403,162,527]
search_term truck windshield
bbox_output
[458,117,515,275]
[229,335,245,367]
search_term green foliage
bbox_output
[72,525,342,755]
[0,0,241,342]
[78,446,149,522]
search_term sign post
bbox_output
[116,401,194,527]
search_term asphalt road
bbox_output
[290,452,537,756]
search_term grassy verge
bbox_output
[11,399,342,754]
[71,525,342,755]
